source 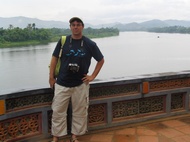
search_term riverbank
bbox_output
[0,40,50,48]
[0,34,119,48]
[0,27,119,48]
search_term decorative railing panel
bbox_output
[113,100,139,118]
[149,78,190,92]
[88,104,106,125]
[90,83,140,99]
[112,96,165,120]
[0,113,41,141]
[6,94,53,112]
[171,93,184,111]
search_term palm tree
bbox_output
[27,24,32,30]
[32,23,36,30]
[9,24,14,29]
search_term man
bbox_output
[49,17,104,142]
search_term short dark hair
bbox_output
[69,17,84,26]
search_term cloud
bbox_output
[0,0,190,25]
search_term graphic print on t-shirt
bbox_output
[66,49,85,57]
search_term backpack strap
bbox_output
[59,36,66,58]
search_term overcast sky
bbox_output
[1,0,190,25]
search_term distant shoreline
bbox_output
[0,34,119,48]
[0,41,49,48]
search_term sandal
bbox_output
[70,137,79,142]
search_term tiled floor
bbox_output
[39,114,190,142]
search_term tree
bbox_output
[32,23,36,30]
[27,24,32,30]
[8,24,14,29]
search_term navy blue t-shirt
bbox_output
[52,35,104,87]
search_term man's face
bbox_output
[70,21,84,36]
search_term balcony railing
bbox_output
[0,71,190,141]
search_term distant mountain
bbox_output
[0,16,69,29]
[1,16,190,31]
[114,19,190,31]
[140,19,169,28]
[164,19,190,27]
[113,22,146,31]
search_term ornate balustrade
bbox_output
[0,72,190,141]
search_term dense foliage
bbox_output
[0,27,50,43]
[49,27,119,39]
[0,24,119,48]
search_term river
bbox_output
[1,31,190,94]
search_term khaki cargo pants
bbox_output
[51,83,89,137]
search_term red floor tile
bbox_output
[138,136,159,142]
